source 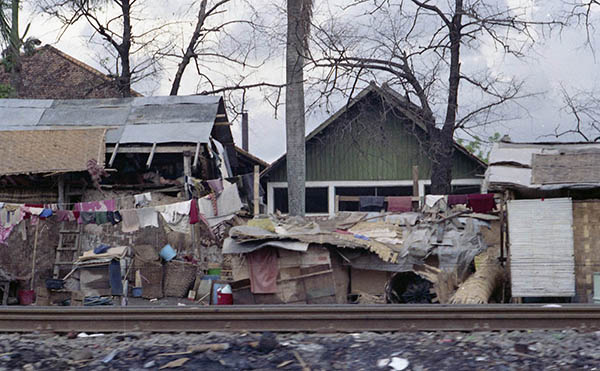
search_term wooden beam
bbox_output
[183,151,192,199]
[146,143,157,169]
[412,165,419,211]
[57,175,65,210]
[213,122,232,126]
[106,145,198,154]
[108,142,119,167]
[254,165,260,215]
[193,142,200,170]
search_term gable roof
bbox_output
[0,45,141,98]
[262,82,486,177]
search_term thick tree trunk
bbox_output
[430,0,463,194]
[285,0,307,217]
[429,128,454,195]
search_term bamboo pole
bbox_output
[30,223,39,290]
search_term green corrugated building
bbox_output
[262,83,486,215]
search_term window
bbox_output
[273,187,329,214]
[335,186,413,212]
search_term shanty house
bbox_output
[0,95,263,301]
[262,83,487,216]
[485,140,600,303]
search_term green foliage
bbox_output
[457,132,502,163]
[0,83,14,97]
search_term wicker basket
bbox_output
[164,260,198,297]
[132,260,164,299]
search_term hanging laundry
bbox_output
[120,209,140,233]
[74,200,116,223]
[0,225,15,245]
[467,194,496,213]
[206,179,224,195]
[134,192,152,208]
[39,209,53,218]
[359,196,385,212]
[189,199,199,225]
[163,214,191,234]
[80,212,96,224]
[94,212,109,225]
[425,195,446,208]
[198,181,243,227]
[448,194,468,207]
[55,210,75,222]
[156,200,191,224]
[387,196,413,212]
[246,247,278,294]
[136,208,158,228]
[107,211,122,225]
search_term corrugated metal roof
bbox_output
[0,95,222,144]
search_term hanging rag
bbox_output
[157,200,191,224]
[136,207,158,228]
[467,194,496,213]
[246,247,278,294]
[107,211,122,225]
[109,259,123,296]
[387,196,413,212]
[0,225,15,245]
[80,212,96,224]
[134,192,152,208]
[189,199,199,224]
[198,181,243,227]
[206,179,224,195]
[120,209,140,233]
[55,210,73,222]
[448,194,468,207]
[359,196,385,212]
[425,195,445,208]
[94,212,109,225]
[39,209,53,218]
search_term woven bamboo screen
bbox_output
[0,128,106,176]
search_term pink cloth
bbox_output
[0,225,15,245]
[74,200,116,223]
[247,247,279,294]
[387,196,413,212]
[467,194,495,213]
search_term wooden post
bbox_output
[30,223,39,290]
[57,175,65,210]
[146,143,157,169]
[412,165,419,211]
[108,143,119,167]
[253,165,260,215]
[183,151,192,199]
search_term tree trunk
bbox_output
[285,0,307,217]
[430,0,463,194]
[170,0,208,96]
[429,127,454,195]
[118,0,132,97]
[8,0,22,95]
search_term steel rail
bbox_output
[1,304,600,333]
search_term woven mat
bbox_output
[0,128,106,176]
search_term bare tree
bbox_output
[307,0,556,194]
[39,0,177,97]
[551,84,600,142]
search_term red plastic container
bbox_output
[18,290,35,305]
[216,285,233,305]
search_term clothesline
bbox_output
[0,171,257,209]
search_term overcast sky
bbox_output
[16,0,600,163]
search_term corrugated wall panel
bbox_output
[267,96,484,182]
[508,198,575,297]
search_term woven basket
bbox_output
[132,260,164,299]
[164,261,198,297]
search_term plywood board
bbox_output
[508,198,575,297]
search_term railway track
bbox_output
[1,304,600,333]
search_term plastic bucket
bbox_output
[216,284,233,305]
[159,244,176,261]
[132,287,143,297]
[18,290,35,305]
